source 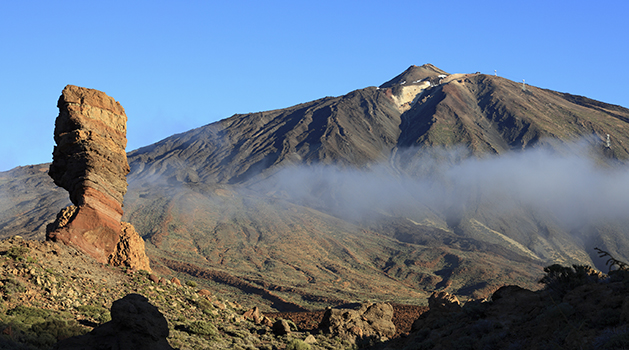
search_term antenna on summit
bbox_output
[494,70,497,76]
[522,79,526,91]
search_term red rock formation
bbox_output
[46,85,150,272]
[108,223,151,271]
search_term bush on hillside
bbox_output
[286,339,311,350]
[595,247,629,273]
[539,264,602,295]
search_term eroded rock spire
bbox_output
[47,85,151,272]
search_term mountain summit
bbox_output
[2,65,629,310]
[379,63,448,88]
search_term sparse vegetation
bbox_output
[185,280,197,288]
[286,339,311,350]
[183,320,218,338]
[538,264,602,295]
[76,305,111,324]
[6,246,30,261]
[0,305,87,349]
[595,247,629,272]
[1,237,403,349]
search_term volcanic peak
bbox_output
[379,63,448,89]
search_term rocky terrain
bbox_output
[0,236,419,349]
[1,235,628,349]
[372,263,629,350]
[1,64,629,320]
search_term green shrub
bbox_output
[186,320,218,338]
[539,264,601,295]
[76,305,111,324]
[193,298,215,315]
[1,306,87,348]
[6,305,50,324]
[185,280,197,288]
[1,277,26,297]
[6,246,29,261]
[30,319,87,344]
[286,339,311,350]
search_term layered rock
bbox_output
[46,85,150,272]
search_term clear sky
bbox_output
[1,0,627,171]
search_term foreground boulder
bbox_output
[46,85,150,272]
[319,302,395,342]
[54,293,173,350]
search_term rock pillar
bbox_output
[46,85,151,272]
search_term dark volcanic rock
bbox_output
[272,319,292,335]
[394,272,629,350]
[427,291,461,312]
[54,293,173,350]
[46,85,150,272]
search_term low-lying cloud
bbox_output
[257,141,629,230]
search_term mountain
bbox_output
[126,63,629,186]
[2,64,629,310]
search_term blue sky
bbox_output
[1,0,627,171]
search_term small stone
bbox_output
[272,319,291,335]
[304,334,317,344]
[197,289,212,296]
[262,317,273,327]
[243,306,263,324]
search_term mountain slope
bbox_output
[0,165,69,240]
[397,72,629,157]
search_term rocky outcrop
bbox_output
[46,85,150,272]
[319,302,395,342]
[108,222,151,271]
[54,293,173,350]
[427,291,461,312]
